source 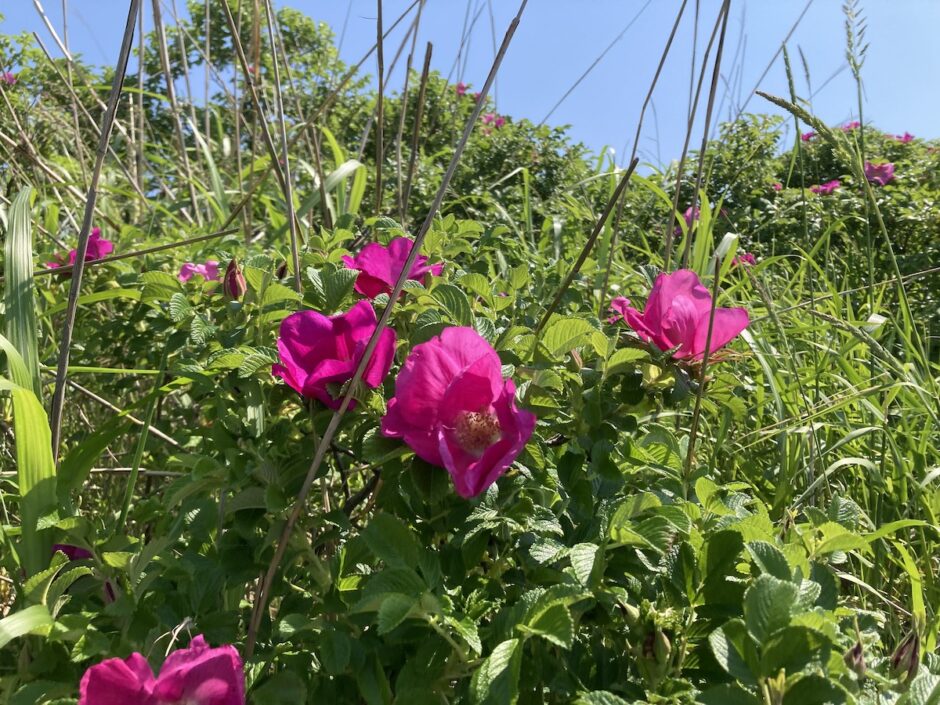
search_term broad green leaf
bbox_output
[605,347,649,375]
[470,638,522,705]
[432,283,473,326]
[362,513,420,569]
[520,603,574,649]
[743,575,800,642]
[323,268,360,311]
[569,543,600,586]
[542,317,595,358]
[575,692,630,705]
[376,593,416,635]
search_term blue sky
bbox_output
[2,1,937,166]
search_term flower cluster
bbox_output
[274,238,535,499]
[46,228,114,270]
[481,112,506,135]
[864,161,895,186]
[0,71,15,86]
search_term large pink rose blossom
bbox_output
[864,161,895,186]
[79,635,244,705]
[342,237,443,299]
[810,180,841,195]
[617,269,749,361]
[272,301,396,410]
[381,327,536,499]
[179,260,221,283]
[47,228,114,270]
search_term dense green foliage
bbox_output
[1,3,939,704]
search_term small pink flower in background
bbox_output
[381,327,536,499]
[472,91,481,101]
[607,296,631,323]
[841,120,861,131]
[178,260,221,283]
[342,236,443,299]
[79,634,245,705]
[0,72,15,86]
[772,182,783,191]
[801,131,815,141]
[494,116,506,129]
[894,132,914,143]
[864,161,895,186]
[732,252,757,267]
[47,227,113,270]
[810,179,841,195]
[482,113,496,125]
[456,81,468,96]
[674,206,700,236]
[617,269,749,361]
[272,301,396,410]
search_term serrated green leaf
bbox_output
[433,283,473,326]
[521,603,574,649]
[362,513,420,569]
[168,293,193,322]
[744,575,800,642]
[542,317,595,358]
[376,593,416,635]
[470,638,522,705]
[606,347,648,375]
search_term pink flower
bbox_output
[342,237,443,299]
[864,161,895,186]
[381,327,536,499]
[607,296,631,323]
[79,634,244,705]
[674,206,700,236]
[841,121,861,131]
[456,82,468,96]
[179,261,221,283]
[482,112,496,125]
[894,132,914,143]
[732,252,757,267]
[271,301,396,410]
[810,179,841,195]
[618,269,749,361]
[772,182,783,191]
[0,72,15,86]
[472,92,481,101]
[494,116,506,129]
[801,131,815,141]
[47,227,113,269]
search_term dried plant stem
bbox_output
[598,0,689,318]
[402,42,433,226]
[49,0,142,460]
[534,158,639,338]
[67,380,181,450]
[263,0,303,293]
[374,0,386,214]
[681,0,731,269]
[151,0,200,222]
[32,227,238,278]
[245,0,530,657]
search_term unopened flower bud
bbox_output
[843,641,865,678]
[890,632,920,684]
[224,259,247,300]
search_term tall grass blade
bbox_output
[3,187,41,398]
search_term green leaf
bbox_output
[252,671,308,705]
[709,619,758,685]
[605,347,649,375]
[362,513,420,569]
[0,605,53,649]
[744,575,800,642]
[760,626,831,678]
[377,593,416,635]
[458,273,493,300]
[239,347,279,378]
[698,685,761,705]
[470,638,522,705]
[3,187,41,396]
[781,674,850,704]
[140,271,184,302]
[321,267,360,312]
[168,293,193,322]
[0,335,57,576]
[542,317,595,358]
[433,283,474,326]
[746,541,791,580]
[569,543,599,586]
[575,692,630,705]
[520,603,574,649]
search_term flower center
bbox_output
[454,411,502,457]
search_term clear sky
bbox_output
[2,1,938,166]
